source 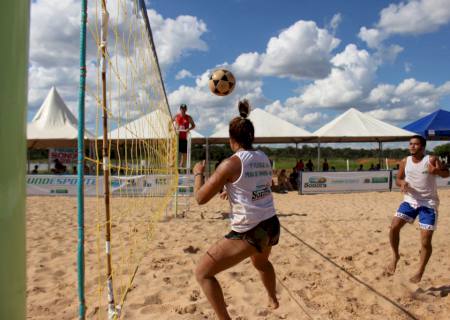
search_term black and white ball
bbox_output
[208,69,236,96]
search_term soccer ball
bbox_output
[208,69,236,96]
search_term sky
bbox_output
[28,0,450,138]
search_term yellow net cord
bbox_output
[83,0,178,318]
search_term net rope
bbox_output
[83,0,177,318]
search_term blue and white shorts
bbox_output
[395,202,438,230]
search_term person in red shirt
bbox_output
[173,104,196,170]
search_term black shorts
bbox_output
[178,139,187,153]
[225,215,280,252]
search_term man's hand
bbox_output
[193,160,205,175]
[428,161,440,175]
[400,180,409,193]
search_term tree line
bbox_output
[29,142,450,162]
[191,143,450,162]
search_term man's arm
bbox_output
[396,158,408,191]
[429,156,450,178]
[188,115,196,131]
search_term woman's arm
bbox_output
[193,157,240,205]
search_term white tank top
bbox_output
[404,155,439,208]
[226,150,276,232]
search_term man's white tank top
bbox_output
[226,150,276,233]
[404,155,439,208]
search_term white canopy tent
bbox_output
[208,108,314,144]
[105,109,203,141]
[313,108,416,168]
[203,108,313,174]
[104,109,203,172]
[27,86,94,148]
[313,108,415,142]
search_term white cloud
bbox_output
[404,62,412,73]
[289,44,378,108]
[28,0,208,122]
[175,69,194,80]
[359,0,450,48]
[228,20,340,81]
[358,27,387,49]
[378,0,450,35]
[263,100,330,131]
[147,10,208,67]
[328,13,342,34]
[366,78,450,123]
[257,20,341,79]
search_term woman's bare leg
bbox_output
[251,246,279,309]
[195,238,256,320]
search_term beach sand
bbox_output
[27,190,450,319]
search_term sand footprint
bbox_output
[53,270,65,277]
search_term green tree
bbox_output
[433,143,450,157]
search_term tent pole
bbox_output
[205,138,209,178]
[317,141,321,172]
[378,141,382,168]
[48,149,51,174]
[27,148,30,174]
[295,142,298,162]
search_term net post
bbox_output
[76,0,88,319]
[0,1,29,319]
[99,1,117,317]
[175,135,179,217]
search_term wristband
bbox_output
[194,173,204,178]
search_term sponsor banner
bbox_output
[301,171,391,194]
[392,170,450,189]
[27,175,97,196]
[27,174,180,196]
[177,175,194,195]
[49,148,78,165]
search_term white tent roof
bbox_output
[106,109,203,141]
[208,108,313,143]
[27,86,94,148]
[313,108,415,142]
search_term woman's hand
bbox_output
[219,190,228,200]
[193,160,205,175]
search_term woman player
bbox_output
[193,99,280,320]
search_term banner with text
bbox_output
[26,174,182,197]
[300,171,391,194]
[48,148,78,165]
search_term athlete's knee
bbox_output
[390,219,404,232]
[194,260,215,283]
[194,265,208,283]
[252,257,272,271]
[420,236,433,249]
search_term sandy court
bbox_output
[27,190,450,319]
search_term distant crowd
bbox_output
[271,159,403,193]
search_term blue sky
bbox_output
[28,0,450,137]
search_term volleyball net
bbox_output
[81,0,178,318]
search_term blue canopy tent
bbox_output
[403,109,450,140]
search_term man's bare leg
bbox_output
[410,229,433,283]
[179,153,185,168]
[251,247,279,309]
[195,238,256,320]
[386,217,407,275]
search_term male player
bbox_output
[173,104,195,170]
[387,135,449,283]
